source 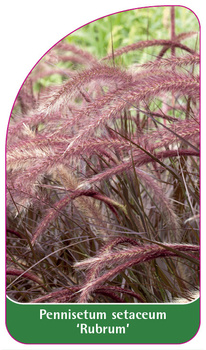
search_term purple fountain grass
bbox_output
[77,237,140,293]
[31,284,144,303]
[75,241,199,271]
[8,64,133,140]
[75,242,199,303]
[31,189,127,245]
[7,138,199,226]
[55,41,98,65]
[102,37,198,61]
[31,286,80,303]
[141,53,199,70]
[7,269,44,286]
[31,195,72,245]
[78,148,199,188]
[61,72,199,156]
[40,64,133,115]
[156,31,198,59]
[7,116,199,172]
[8,60,199,148]
[7,122,199,188]
[30,66,76,83]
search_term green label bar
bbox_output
[6,297,200,344]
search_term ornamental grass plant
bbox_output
[6,6,200,303]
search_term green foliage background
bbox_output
[36,6,199,91]
[66,6,199,62]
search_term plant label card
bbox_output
[6,4,200,345]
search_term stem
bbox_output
[171,7,176,57]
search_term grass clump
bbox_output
[6,6,199,303]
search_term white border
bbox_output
[1,1,205,349]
